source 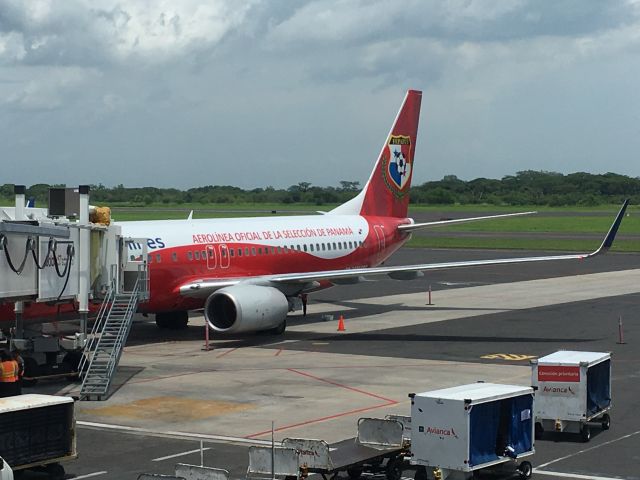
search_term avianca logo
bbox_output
[382,135,412,197]
[543,385,576,395]
[425,426,458,438]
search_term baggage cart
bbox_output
[247,417,410,480]
[0,394,76,480]
[410,383,534,480]
[531,350,611,442]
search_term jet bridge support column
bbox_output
[14,185,26,338]
[78,185,90,336]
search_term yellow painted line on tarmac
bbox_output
[481,353,537,361]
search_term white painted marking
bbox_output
[533,470,624,480]
[73,472,108,479]
[153,447,211,462]
[77,420,272,445]
[536,429,640,469]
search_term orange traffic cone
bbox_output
[337,315,346,332]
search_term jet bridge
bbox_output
[0,185,148,382]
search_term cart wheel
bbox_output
[45,462,65,480]
[518,461,532,479]
[347,468,363,479]
[386,459,403,480]
[534,422,544,440]
[414,466,428,480]
[581,424,591,442]
[601,413,611,430]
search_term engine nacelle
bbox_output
[204,285,289,334]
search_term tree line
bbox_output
[1,171,638,207]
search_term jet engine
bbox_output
[204,285,289,334]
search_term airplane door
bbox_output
[374,225,386,252]
[219,244,230,269]
[206,245,217,270]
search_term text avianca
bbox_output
[110,90,626,335]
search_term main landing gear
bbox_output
[155,311,189,329]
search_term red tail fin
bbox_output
[330,90,422,218]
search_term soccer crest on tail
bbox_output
[329,89,422,219]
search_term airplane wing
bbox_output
[179,200,628,297]
[397,211,536,232]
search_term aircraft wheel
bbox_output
[347,468,362,479]
[45,462,65,480]
[155,313,170,328]
[386,459,403,480]
[167,311,189,329]
[266,319,286,335]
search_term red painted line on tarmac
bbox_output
[287,368,397,403]
[244,368,398,439]
[245,401,397,439]
[274,349,283,356]
[216,348,238,358]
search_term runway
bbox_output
[24,250,640,479]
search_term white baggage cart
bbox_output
[410,383,535,480]
[531,350,611,442]
[246,418,410,480]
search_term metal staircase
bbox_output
[79,273,144,400]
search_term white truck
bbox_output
[410,382,534,480]
[0,457,13,480]
[531,350,611,442]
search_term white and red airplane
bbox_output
[118,89,628,334]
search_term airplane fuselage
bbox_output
[120,214,412,313]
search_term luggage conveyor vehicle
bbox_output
[532,351,612,442]
[410,383,535,480]
[247,417,411,480]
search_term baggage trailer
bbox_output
[0,394,76,480]
[410,383,535,480]
[247,417,410,480]
[531,350,611,442]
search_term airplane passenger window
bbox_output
[252,248,256,256]
[202,250,206,259]
[291,245,295,251]
[229,249,234,257]
[349,241,353,249]
[238,249,242,257]
[327,243,331,251]
[322,244,326,251]
[303,245,308,252]
[284,247,288,254]
[172,252,177,262]
[222,249,227,258]
[147,254,152,263]
[310,244,314,252]
[264,247,268,254]
[194,251,200,260]
[245,248,250,256]
[258,248,262,255]
[297,245,301,251]
[278,247,282,254]
[156,254,161,263]
[187,251,193,261]
[208,250,214,259]
[316,243,320,251]
[271,247,276,254]
[333,242,337,250]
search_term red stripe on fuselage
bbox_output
[141,216,411,313]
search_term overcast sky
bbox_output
[1,0,639,189]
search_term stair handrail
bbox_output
[78,275,116,379]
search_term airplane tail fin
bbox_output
[329,89,422,218]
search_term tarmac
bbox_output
[24,249,640,480]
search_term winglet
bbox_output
[187,210,193,220]
[587,199,629,257]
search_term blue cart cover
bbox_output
[587,359,611,416]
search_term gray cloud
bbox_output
[0,0,638,188]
